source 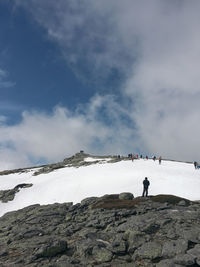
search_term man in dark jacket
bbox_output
[142,177,150,197]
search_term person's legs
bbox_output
[142,188,145,197]
[146,188,148,197]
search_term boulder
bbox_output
[119,192,134,200]
[35,240,68,258]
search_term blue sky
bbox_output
[0,0,200,170]
[0,1,95,123]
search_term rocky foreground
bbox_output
[0,194,200,267]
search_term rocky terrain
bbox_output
[0,153,124,177]
[0,184,33,203]
[0,193,200,267]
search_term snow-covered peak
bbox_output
[0,157,199,217]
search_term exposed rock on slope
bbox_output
[33,153,123,176]
[0,183,33,203]
[0,194,200,266]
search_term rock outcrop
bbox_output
[0,194,200,266]
[0,183,33,203]
[33,153,124,176]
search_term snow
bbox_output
[0,159,200,217]
[84,157,111,162]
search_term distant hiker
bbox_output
[118,155,120,159]
[131,154,134,162]
[194,161,198,169]
[142,177,150,197]
[140,154,143,159]
[159,156,162,164]
[146,155,148,160]
[153,156,156,161]
[136,154,138,159]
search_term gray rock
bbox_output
[109,237,126,255]
[178,200,186,206]
[174,253,196,265]
[162,239,188,258]
[156,259,175,267]
[0,193,199,266]
[92,245,113,263]
[177,227,200,243]
[0,183,33,203]
[133,241,162,260]
[119,192,134,200]
[35,240,68,258]
[81,197,98,206]
[124,229,147,253]
[187,244,200,263]
[0,249,8,256]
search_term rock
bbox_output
[162,239,188,258]
[174,254,196,265]
[178,200,186,206]
[81,197,98,206]
[187,244,200,263]
[109,237,126,255]
[0,194,199,266]
[35,240,68,258]
[14,183,33,190]
[156,259,175,267]
[124,230,147,253]
[119,192,134,200]
[133,241,162,260]
[0,249,8,256]
[0,183,33,203]
[92,246,113,263]
[177,227,200,243]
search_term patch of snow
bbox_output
[84,157,112,162]
[0,159,199,217]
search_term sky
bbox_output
[0,0,200,170]
[0,157,200,217]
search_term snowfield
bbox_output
[0,158,200,217]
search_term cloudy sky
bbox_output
[0,0,200,170]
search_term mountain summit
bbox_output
[0,153,199,217]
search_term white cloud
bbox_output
[0,95,137,170]
[0,115,6,124]
[0,68,15,88]
[10,0,200,164]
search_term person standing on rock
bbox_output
[142,177,150,197]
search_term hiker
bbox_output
[142,177,150,197]
[153,156,156,161]
[146,155,148,160]
[140,154,143,159]
[159,156,162,164]
[131,154,134,162]
[194,161,198,169]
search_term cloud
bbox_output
[0,95,137,170]
[0,115,7,124]
[0,68,15,88]
[10,0,200,164]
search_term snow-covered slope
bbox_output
[0,157,199,217]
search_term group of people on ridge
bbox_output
[128,154,162,164]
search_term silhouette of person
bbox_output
[142,177,150,197]
[194,161,198,169]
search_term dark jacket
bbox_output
[143,179,150,189]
